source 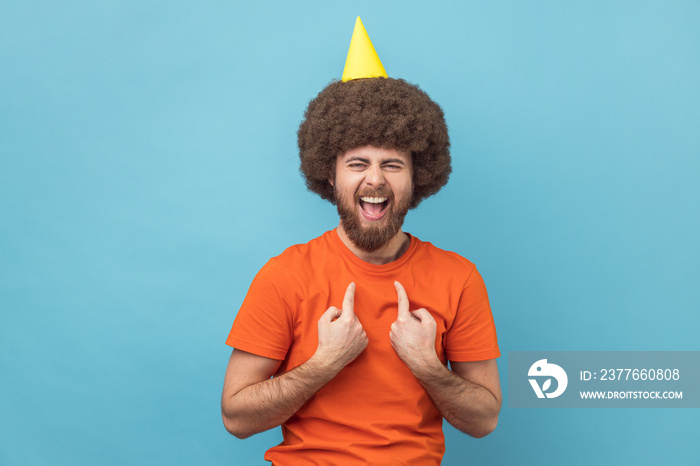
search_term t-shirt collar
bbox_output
[328,228,418,274]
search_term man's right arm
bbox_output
[221,349,337,438]
[221,282,366,439]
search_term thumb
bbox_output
[321,306,342,323]
[411,307,434,324]
[394,281,411,318]
[342,282,356,316]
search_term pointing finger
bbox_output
[342,282,356,315]
[394,281,410,318]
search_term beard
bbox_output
[334,185,412,253]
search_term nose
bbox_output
[364,163,385,188]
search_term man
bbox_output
[222,18,501,465]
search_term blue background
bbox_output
[2,1,698,465]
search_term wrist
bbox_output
[306,352,343,380]
[406,352,444,381]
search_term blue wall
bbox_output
[1,1,698,464]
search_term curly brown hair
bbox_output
[297,77,451,209]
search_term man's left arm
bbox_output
[411,359,501,438]
[390,282,502,438]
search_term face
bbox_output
[332,145,414,252]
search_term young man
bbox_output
[222,18,501,465]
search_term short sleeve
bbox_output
[443,266,500,362]
[225,258,293,360]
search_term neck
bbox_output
[336,223,411,265]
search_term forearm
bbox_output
[411,359,501,438]
[222,356,339,439]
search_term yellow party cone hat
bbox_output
[341,17,388,82]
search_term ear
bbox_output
[328,177,334,187]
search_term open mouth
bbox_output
[359,196,390,221]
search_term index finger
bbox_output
[394,281,410,317]
[342,282,356,315]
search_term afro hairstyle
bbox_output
[297,77,451,209]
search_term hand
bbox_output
[313,282,368,373]
[390,281,440,373]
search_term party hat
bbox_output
[341,17,387,82]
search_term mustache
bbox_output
[354,188,394,201]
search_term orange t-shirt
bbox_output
[226,229,499,465]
